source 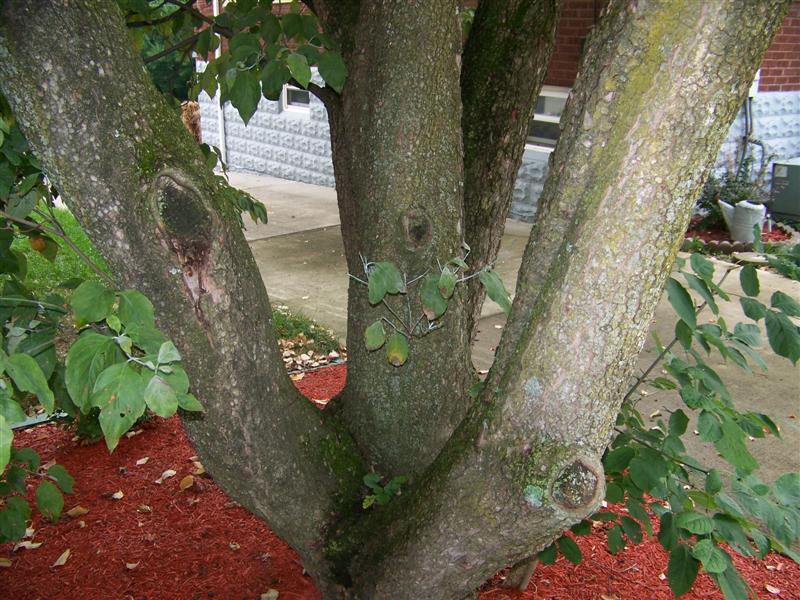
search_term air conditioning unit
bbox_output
[770,157,800,222]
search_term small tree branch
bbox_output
[126,0,197,28]
[143,30,202,64]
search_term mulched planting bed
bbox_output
[685,217,794,245]
[3,363,798,600]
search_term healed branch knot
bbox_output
[550,455,602,511]
[151,171,221,315]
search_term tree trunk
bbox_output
[460,0,561,337]
[327,0,474,478]
[0,0,790,598]
[0,3,361,595]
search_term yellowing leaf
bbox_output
[179,475,194,491]
[66,505,89,518]
[52,548,70,567]
[111,490,124,500]
[766,584,781,595]
[0,558,11,567]
[126,561,140,570]
[135,457,149,466]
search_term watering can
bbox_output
[718,200,766,243]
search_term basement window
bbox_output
[282,84,311,114]
[526,85,570,152]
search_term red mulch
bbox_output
[2,363,798,600]
[685,218,793,244]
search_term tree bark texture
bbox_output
[0,3,363,595]
[0,0,790,598]
[329,0,474,479]
[460,0,561,337]
[339,1,790,598]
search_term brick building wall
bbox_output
[759,1,800,92]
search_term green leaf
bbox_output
[286,53,311,88]
[143,375,178,418]
[364,321,386,351]
[607,524,625,554]
[317,50,346,93]
[740,297,766,321]
[691,539,727,574]
[367,262,404,305]
[626,498,653,536]
[651,376,677,390]
[690,253,714,282]
[420,275,448,320]
[65,332,122,412]
[0,496,30,543]
[774,473,800,505]
[90,363,147,452]
[0,392,26,424]
[669,409,689,436]
[478,269,511,315]
[771,290,800,317]
[697,410,722,442]
[675,511,714,534]
[0,415,11,474]
[260,60,291,100]
[675,319,693,350]
[605,481,624,503]
[620,516,643,544]
[281,12,303,39]
[764,310,800,364]
[629,456,665,492]
[682,273,719,315]
[5,353,55,413]
[666,278,696,329]
[556,536,582,564]
[732,323,760,347]
[46,464,74,494]
[657,512,678,551]
[385,332,408,367]
[705,469,723,495]
[118,290,155,329]
[177,393,204,412]
[35,480,63,522]
[739,265,759,297]
[157,341,181,364]
[668,544,700,597]
[70,280,115,323]
[229,71,262,124]
[437,266,457,299]
[604,446,634,473]
[717,418,759,473]
[538,542,557,565]
[710,553,751,600]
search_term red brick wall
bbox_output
[545,0,800,92]
[759,1,800,92]
[544,0,604,87]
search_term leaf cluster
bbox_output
[538,253,800,599]
[358,247,511,367]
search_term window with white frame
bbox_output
[526,85,570,152]
[281,84,311,113]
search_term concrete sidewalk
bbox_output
[230,171,799,483]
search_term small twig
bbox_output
[405,269,429,286]
[144,30,203,64]
[381,297,411,335]
[0,297,67,314]
[126,0,196,28]
[348,273,368,286]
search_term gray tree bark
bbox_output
[0,0,790,598]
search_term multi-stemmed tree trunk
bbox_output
[0,0,789,598]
